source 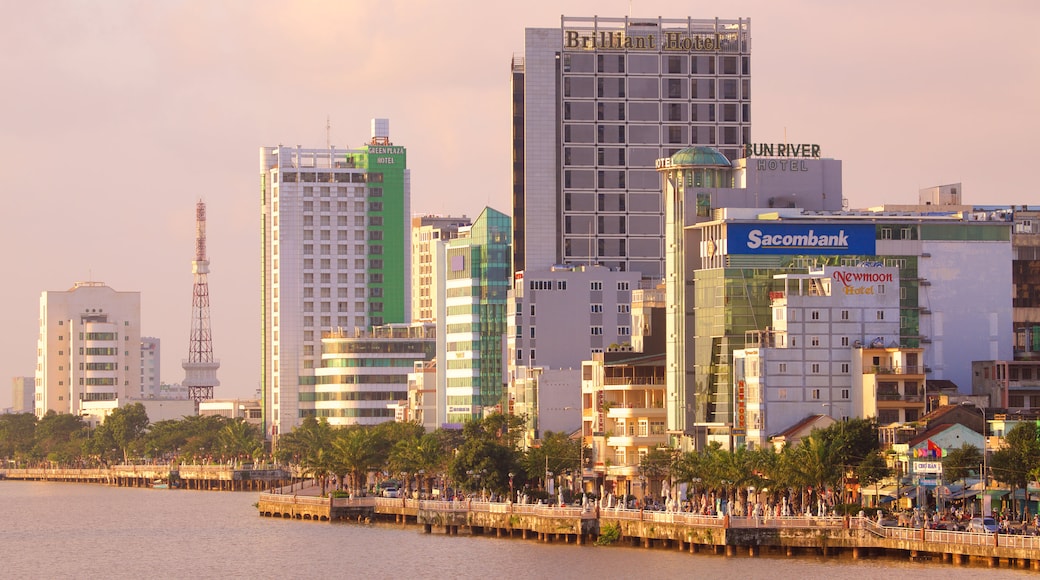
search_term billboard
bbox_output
[726,223,876,256]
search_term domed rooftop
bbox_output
[668,146,732,168]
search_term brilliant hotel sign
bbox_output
[563,30,738,52]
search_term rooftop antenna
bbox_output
[326,115,331,150]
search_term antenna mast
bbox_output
[183,199,220,402]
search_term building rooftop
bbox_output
[669,146,732,168]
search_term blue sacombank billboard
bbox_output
[727,223,876,255]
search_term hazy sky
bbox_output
[2,1,1037,409]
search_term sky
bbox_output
[2,1,1038,410]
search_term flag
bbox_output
[927,439,943,458]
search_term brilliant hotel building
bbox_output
[261,119,410,437]
[512,15,752,278]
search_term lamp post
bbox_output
[962,402,987,510]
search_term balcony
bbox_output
[865,365,925,376]
[606,434,668,448]
[603,376,665,387]
[876,393,925,403]
[606,404,666,419]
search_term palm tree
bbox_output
[332,427,377,496]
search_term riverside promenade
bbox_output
[1,464,290,491]
[258,486,1040,570]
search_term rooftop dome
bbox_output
[668,146,732,168]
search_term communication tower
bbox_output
[183,200,220,401]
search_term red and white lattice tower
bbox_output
[183,200,220,402]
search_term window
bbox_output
[591,304,603,313]
[841,364,849,374]
[618,304,630,313]
[876,310,885,320]
[841,336,850,347]
[617,326,630,336]
[841,389,850,399]
[811,363,820,374]
[617,281,629,291]
[591,281,603,291]
[530,349,536,361]
[810,388,821,400]
[841,310,850,321]
[530,304,536,316]
[591,326,603,336]
[811,310,820,320]
[811,336,820,347]
[778,363,788,373]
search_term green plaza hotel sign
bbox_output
[355,144,407,324]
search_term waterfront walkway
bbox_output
[0,465,290,491]
[257,492,1040,570]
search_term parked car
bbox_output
[968,516,999,533]
[381,485,400,498]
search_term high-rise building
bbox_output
[513,15,752,278]
[35,282,142,417]
[311,323,435,426]
[411,215,470,322]
[439,207,511,426]
[261,118,410,438]
[12,376,34,414]
[140,337,161,398]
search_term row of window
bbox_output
[564,101,747,124]
[562,53,748,76]
[563,77,748,100]
[563,124,748,147]
[278,172,383,184]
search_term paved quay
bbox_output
[258,486,1040,570]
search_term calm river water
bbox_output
[0,480,1033,579]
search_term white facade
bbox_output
[140,337,161,399]
[407,360,438,432]
[515,16,752,278]
[311,323,434,427]
[199,398,263,426]
[261,120,411,437]
[35,282,142,418]
[507,264,642,369]
[734,266,901,448]
[411,215,469,322]
[12,376,34,414]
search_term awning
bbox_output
[948,487,980,500]
[861,484,898,497]
[981,489,1010,498]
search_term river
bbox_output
[0,480,1032,579]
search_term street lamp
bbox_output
[962,402,987,496]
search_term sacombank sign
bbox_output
[727,223,876,255]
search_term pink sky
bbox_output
[1,1,1037,409]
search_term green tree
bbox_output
[217,419,264,462]
[33,411,88,464]
[856,450,892,507]
[0,413,37,462]
[942,443,984,484]
[990,422,1040,516]
[105,403,150,463]
[332,426,378,495]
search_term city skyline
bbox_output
[2,1,1038,410]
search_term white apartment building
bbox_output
[733,266,903,448]
[261,119,411,437]
[411,215,469,322]
[140,337,161,398]
[311,323,435,426]
[35,282,142,418]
